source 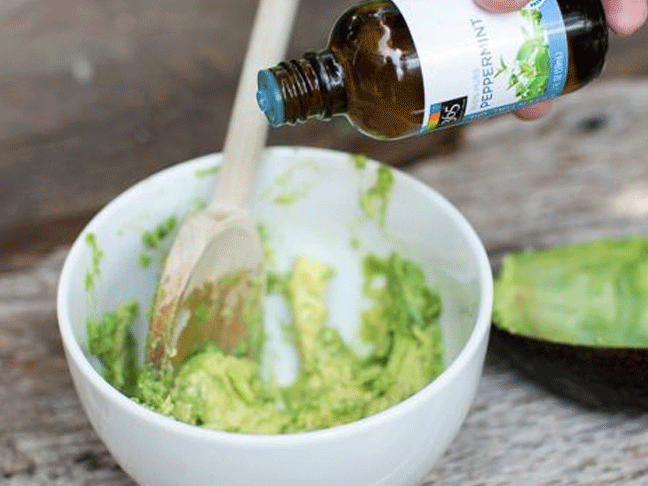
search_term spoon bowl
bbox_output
[147,209,265,365]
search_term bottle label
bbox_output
[392,0,569,132]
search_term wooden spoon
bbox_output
[146,0,300,367]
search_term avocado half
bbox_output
[492,237,648,411]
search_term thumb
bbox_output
[473,0,532,13]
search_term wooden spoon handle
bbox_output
[212,0,300,211]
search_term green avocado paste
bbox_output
[494,237,648,347]
[87,252,443,434]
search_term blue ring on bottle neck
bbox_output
[256,70,284,127]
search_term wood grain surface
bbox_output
[2,79,648,485]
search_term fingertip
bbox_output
[473,0,532,13]
[604,0,648,35]
[514,100,553,120]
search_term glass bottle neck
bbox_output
[258,50,347,127]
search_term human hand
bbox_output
[474,0,648,120]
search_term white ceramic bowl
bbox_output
[57,147,492,486]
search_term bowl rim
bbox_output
[56,146,493,446]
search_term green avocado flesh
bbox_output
[87,252,444,434]
[494,237,648,347]
[360,165,394,228]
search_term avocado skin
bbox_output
[490,324,648,413]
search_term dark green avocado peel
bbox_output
[492,237,648,412]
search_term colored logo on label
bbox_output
[427,97,468,131]
[427,110,441,130]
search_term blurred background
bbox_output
[1,0,647,272]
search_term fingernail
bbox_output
[605,0,648,35]
[514,100,553,120]
[474,0,532,13]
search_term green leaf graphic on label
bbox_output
[535,48,549,73]
[495,57,508,78]
[497,8,550,101]
[516,39,536,62]
[526,76,547,97]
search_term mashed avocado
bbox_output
[87,299,139,395]
[88,252,443,434]
[494,237,648,347]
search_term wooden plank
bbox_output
[3,79,648,485]
[0,212,95,273]
[602,26,648,79]
[407,79,648,265]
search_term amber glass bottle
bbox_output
[256,0,607,140]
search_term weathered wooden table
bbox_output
[3,80,648,485]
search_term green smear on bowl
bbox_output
[194,165,221,178]
[256,223,276,265]
[84,233,104,291]
[142,216,178,249]
[274,189,308,206]
[189,198,207,214]
[359,165,394,227]
[138,254,152,268]
[349,236,361,250]
[264,161,321,206]
[351,153,368,170]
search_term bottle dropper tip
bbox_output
[256,70,284,127]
